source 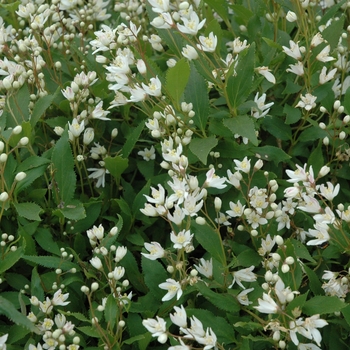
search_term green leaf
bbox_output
[141,256,167,300]
[15,164,48,196]
[195,282,240,313]
[165,58,190,107]
[104,294,119,329]
[104,155,128,184]
[0,296,38,333]
[284,104,301,124]
[343,87,350,114]
[122,334,146,345]
[252,146,291,165]
[237,248,261,267]
[14,202,42,221]
[262,37,282,50]
[204,0,229,22]
[58,200,86,221]
[303,264,323,295]
[76,326,100,338]
[341,304,350,328]
[322,15,345,50]
[292,239,316,264]
[51,129,76,205]
[303,296,346,315]
[0,247,23,274]
[64,311,90,323]
[318,0,346,26]
[184,63,209,133]
[34,227,61,256]
[30,94,55,128]
[121,122,144,158]
[191,221,226,266]
[226,44,255,110]
[263,116,292,140]
[223,115,258,146]
[189,136,218,165]
[31,266,44,301]
[23,255,79,271]
[298,126,328,142]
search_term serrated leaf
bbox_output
[0,296,38,333]
[51,129,76,205]
[226,44,255,110]
[15,164,48,195]
[263,116,292,140]
[292,239,316,264]
[104,155,128,184]
[5,84,30,128]
[105,294,119,329]
[252,146,291,165]
[298,126,328,142]
[184,63,209,133]
[195,282,240,313]
[303,296,346,315]
[121,122,144,158]
[23,255,79,271]
[122,334,146,345]
[77,326,100,338]
[223,115,258,146]
[262,37,282,50]
[189,136,218,165]
[204,0,229,22]
[61,311,90,323]
[165,58,190,108]
[34,227,60,256]
[0,247,23,274]
[58,200,86,220]
[322,15,345,50]
[191,222,226,266]
[14,202,42,221]
[302,264,323,295]
[30,94,55,128]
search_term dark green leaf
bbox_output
[34,227,61,256]
[104,294,119,329]
[303,296,346,315]
[121,121,144,158]
[223,115,258,146]
[191,221,226,266]
[284,104,301,124]
[0,247,23,274]
[189,136,218,165]
[252,146,291,165]
[51,129,76,205]
[322,15,345,50]
[30,94,55,128]
[104,156,128,184]
[23,255,79,271]
[298,126,328,142]
[58,200,86,221]
[263,115,292,140]
[204,0,229,22]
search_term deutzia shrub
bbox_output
[1,0,350,349]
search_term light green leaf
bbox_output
[104,155,128,184]
[223,115,258,146]
[51,129,76,205]
[0,296,39,333]
[14,202,42,221]
[76,326,100,338]
[0,247,23,274]
[226,44,255,110]
[184,63,209,133]
[303,296,346,315]
[165,58,190,107]
[191,221,226,266]
[189,136,218,165]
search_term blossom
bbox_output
[182,315,205,339]
[251,92,274,119]
[90,257,103,270]
[286,11,297,22]
[282,40,302,60]
[170,305,187,327]
[297,195,321,213]
[194,258,213,278]
[256,66,276,84]
[159,278,183,301]
[311,33,324,47]
[87,167,108,188]
[316,45,334,62]
[226,37,249,54]
[0,334,8,350]
[237,288,254,305]
[148,0,170,13]
[115,246,127,262]
[254,293,279,314]
[177,8,206,35]
[234,156,251,173]
[226,200,245,218]
[197,32,217,52]
[91,101,110,120]
[142,76,162,97]
[319,66,337,84]
[138,146,156,161]
[68,118,84,138]
[286,61,304,76]
[303,315,328,346]
[170,229,194,249]
[230,266,257,289]
[151,12,173,29]
[142,316,167,337]
[317,181,339,201]
[204,168,227,189]
[182,45,198,60]
[306,222,330,246]
[52,289,70,306]
[296,93,317,111]
[196,327,217,350]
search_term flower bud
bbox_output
[281,264,290,273]
[214,197,222,211]
[19,137,29,146]
[0,141,4,153]
[195,216,206,225]
[83,127,94,145]
[323,136,329,146]
[54,126,64,136]
[15,172,27,181]
[275,235,284,246]
[0,192,9,202]
[13,125,22,135]
[285,256,295,265]
[318,165,330,178]
[286,11,297,22]
[339,131,346,140]
[136,59,147,74]
[157,334,168,344]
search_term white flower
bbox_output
[148,0,170,13]
[226,37,249,54]
[0,334,8,350]
[68,118,84,138]
[254,293,279,314]
[150,12,173,29]
[170,305,187,328]
[177,9,206,35]
[303,315,328,346]
[234,156,251,173]
[159,278,183,301]
[286,61,304,76]
[197,32,217,52]
[306,222,330,246]
[251,92,274,119]
[226,200,245,218]
[182,45,198,60]
[230,266,257,289]
[141,242,165,260]
[296,93,317,111]
[286,11,297,22]
[113,266,125,280]
[297,194,321,213]
[311,33,324,47]
[256,66,276,84]
[87,167,108,188]
[316,45,334,62]
[237,288,254,305]
[204,168,227,189]
[319,66,337,84]
[142,316,167,337]
[194,258,213,278]
[91,101,110,120]
[170,229,193,249]
[90,257,103,270]
[195,327,217,350]
[142,76,162,97]
[138,145,156,161]
[115,246,127,262]
[282,40,302,60]
[317,182,339,201]
[52,289,70,306]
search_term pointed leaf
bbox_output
[30,94,55,127]
[23,255,79,271]
[14,202,42,221]
[104,156,128,184]
[189,136,218,165]
[121,121,144,158]
[223,115,258,145]
[303,296,346,315]
[0,247,23,274]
